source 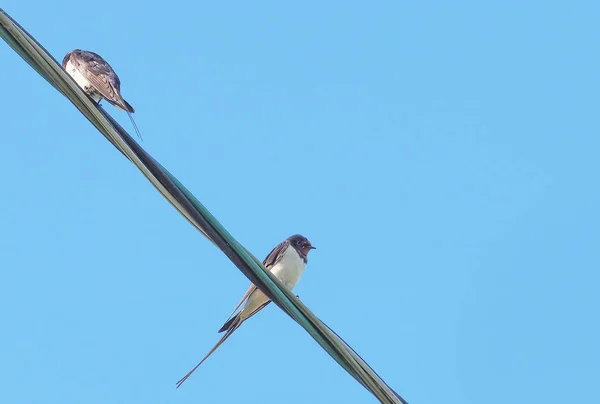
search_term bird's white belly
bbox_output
[270,247,306,290]
[242,247,306,316]
[65,60,102,102]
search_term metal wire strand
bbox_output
[0,9,407,403]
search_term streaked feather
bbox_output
[66,49,135,113]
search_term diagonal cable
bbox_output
[0,9,407,403]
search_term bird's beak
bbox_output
[310,246,316,250]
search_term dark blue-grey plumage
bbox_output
[175,234,315,388]
[62,49,134,113]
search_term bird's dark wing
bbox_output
[221,283,257,328]
[262,239,290,269]
[70,50,134,112]
[218,239,290,332]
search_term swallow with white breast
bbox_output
[176,234,316,388]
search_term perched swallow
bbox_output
[175,234,316,388]
[62,49,143,140]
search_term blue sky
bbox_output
[1,1,599,403]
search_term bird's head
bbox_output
[289,234,316,257]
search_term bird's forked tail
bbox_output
[175,314,243,388]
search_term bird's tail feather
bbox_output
[126,111,143,141]
[218,314,239,333]
[122,98,135,113]
[175,315,243,389]
[104,96,143,141]
[110,97,135,113]
[219,299,271,333]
